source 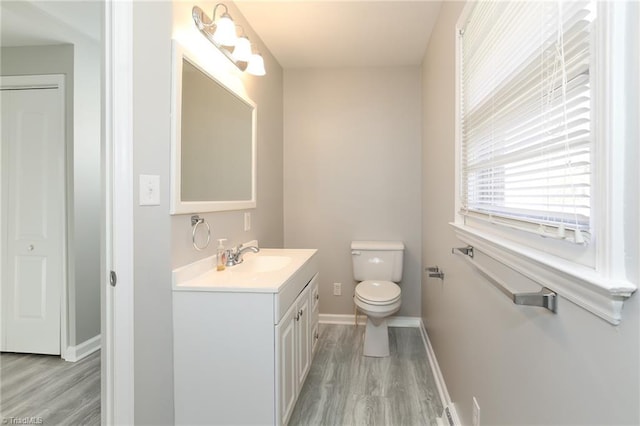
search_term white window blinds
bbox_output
[459,1,595,243]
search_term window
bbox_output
[459,1,593,244]
[453,1,638,324]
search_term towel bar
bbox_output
[452,245,557,313]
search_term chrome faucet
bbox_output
[226,244,260,266]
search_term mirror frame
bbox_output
[170,40,257,214]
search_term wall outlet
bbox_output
[333,282,342,296]
[472,397,480,426]
[244,212,251,231]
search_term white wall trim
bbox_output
[419,319,460,426]
[102,0,135,424]
[388,316,422,327]
[319,313,365,325]
[65,334,101,362]
[319,314,421,327]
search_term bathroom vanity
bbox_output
[172,247,319,425]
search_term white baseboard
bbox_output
[318,313,362,325]
[64,334,101,362]
[419,319,460,426]
[319,314,422,327]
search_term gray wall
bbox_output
[283,68,422,316]
[421,2,640,425]
[132,1,284,423]
[1,43,101,347]
[132,2,173,424]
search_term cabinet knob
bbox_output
[299,309,303,316]
[315,294,319,300]
[295,313,299,321]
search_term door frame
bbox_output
[0,74,69,359]
[102,0,135,424]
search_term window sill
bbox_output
[450,222,637,325]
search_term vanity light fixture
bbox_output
[192,4,267,76]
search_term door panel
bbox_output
[276,303,297,426]
[1,85,64,355]
[296,289,310,387]
[15,256,47,318]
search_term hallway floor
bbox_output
[0,350,100,425]
[289,324,443,426]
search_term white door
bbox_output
[1,77,65,355]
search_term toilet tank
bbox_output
[351,241,404,282]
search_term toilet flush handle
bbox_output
[351,250,361,256]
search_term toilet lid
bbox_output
[355,280,401,304]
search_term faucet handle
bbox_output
[225,248,236,267]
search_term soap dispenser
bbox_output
[216,239,227,271]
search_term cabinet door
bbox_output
[296,286,311,388]
[311,274,319,314]
[276,303,297,426]
[311,320,320,354]
[309,274,320,355]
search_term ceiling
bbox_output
[234,1,442,68]
[1,1,441,68]
[0,1,100,47]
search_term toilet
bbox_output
[351,240,404,357]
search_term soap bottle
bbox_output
[216,239,227,271]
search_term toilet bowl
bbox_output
[354,280,401,357]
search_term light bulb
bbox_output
[246,53,266,76]
[232,36,252,62]
[212,14,237,46]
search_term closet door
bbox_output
[1,82,65,355]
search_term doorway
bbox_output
[2,2,137,423]
[0,1,104,424]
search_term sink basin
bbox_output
[236,255,292,273]
[172,247,318,292]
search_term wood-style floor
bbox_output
[289,324,443,426]
[0,350,100,425]
[0,327,440,426]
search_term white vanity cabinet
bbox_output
[172,249,318,426]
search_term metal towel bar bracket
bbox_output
[452,246,474,258]
[426,266,445,279]
[513,287,557,312]
[191,215,211,251]
[452,245,557,313]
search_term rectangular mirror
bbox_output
[170,41,256,214]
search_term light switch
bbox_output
[139,174,160,206]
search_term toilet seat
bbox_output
[355,280,401,305]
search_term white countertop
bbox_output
[172,248,318,293]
